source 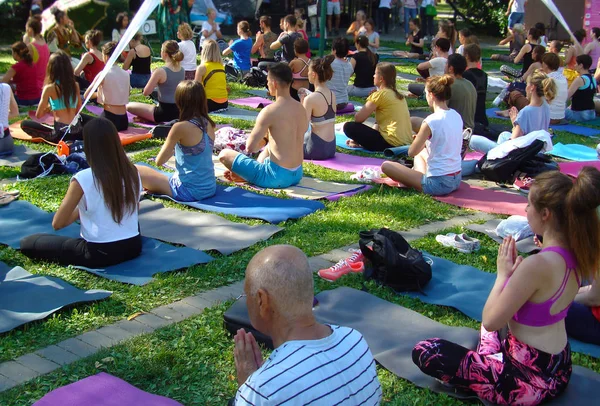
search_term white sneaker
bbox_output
[435,233,479,253]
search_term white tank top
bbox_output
[0,84,10,134]
[98,66,130,107]
[73,168,141,243]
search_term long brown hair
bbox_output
[376,62,403,100]
[46,51,78,111]
[531,167,600,281]
[12,41,33,65]
[83,118,140,224]
[356,35,376,66]
[175,80,215,127]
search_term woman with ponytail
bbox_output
[300,55,337,160]
[223,21,253,76]
[381,75,462,196]
[2,41,41,105]
[347,35,378,97]
[470,71,555,154]
[414,166,600,405]
[23,16,49,93]
[127,40,185,124]
[343,62,412,151]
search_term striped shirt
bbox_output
[327,58,354,105]
[235,325,382,406]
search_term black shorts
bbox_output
[100,110,128,132]
[207,99,228,113]
[154,102,179,123]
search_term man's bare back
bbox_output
[260,96,308,169]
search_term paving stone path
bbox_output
[0,211,493,393]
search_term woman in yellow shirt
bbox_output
[343,62,413,151]
[194,39,228,112]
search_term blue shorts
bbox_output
[232,155,303,188]
[421,172,461,196]
[508,12,524,28]
[169,174,196,202]
[565,109,596,122]
[130,73,151,89]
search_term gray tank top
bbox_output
[158,67,184,104]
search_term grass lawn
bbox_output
[1,34,599,405]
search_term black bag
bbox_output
[224,61,242,83]
[359,228,432,292]
[477,139,545,184]
[518,153,559,177]
[242,67,268,88]
[19,153,67,179]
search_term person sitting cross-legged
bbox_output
[218,63,307,188]
[231,244,382,405]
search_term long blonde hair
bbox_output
[201,39,222,64]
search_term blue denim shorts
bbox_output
[508,12,524,28]
[565,109,596,123]
[421,172,462,196]
[231,155,303,188]
[130,73,151,89]
[169,174,196,202]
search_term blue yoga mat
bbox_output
[335,131,373,153]
[75,237,212,285]
[405,253,600,358]
[485,108,600,137]
[210,106,259,122]
[548,143,599,162]
[0,261,112,333]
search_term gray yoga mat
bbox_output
[210,106,260,122]
[313,287,600,405]
[466,219,539,254]
[245,89,271,98]
[138,199,282,255]
[0,261,112,333]
[0,145,37,167]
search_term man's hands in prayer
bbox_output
[234,329,264,387]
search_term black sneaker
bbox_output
[461,128,473,160]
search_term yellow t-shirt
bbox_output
[203,61,228,103]
[367,88,412,146]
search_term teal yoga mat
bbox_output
[548,143,599,161]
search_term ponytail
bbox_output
[162,40,184,64]
[11,41,33,65]
[529,71,556,103]
[426,74,454,101]
[531,167,600,281]
[377,62,404,100]
[311,54,334,82]
[356,35,376,66]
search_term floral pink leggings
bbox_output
[412,326,572,405]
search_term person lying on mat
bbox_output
[195,39,228,113]
[469,71,555,154]
[2,41,41,106]
[407,38,450,97]
[326,37,353,112]
[123,33,152,89]
[231,245,382,405]
[347,35,378,98]
[289,38,311,102]
[381,75,462,196]
[0,84,19,156]
[136,81,216,202]
[392,18,425,60]
[565,54,597,122]
[343,62,412,151]
[73,30,105,91]
[566,278,600,346]
[218,63,307,188]
[413,167,600,405]
[83,41,130,131]
[20,117,143,268]
[20,51,89,143]
[126,41,184,124]
[300,56,337,160]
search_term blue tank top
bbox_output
[174,118,216,200]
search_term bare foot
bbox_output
[346,140,362,148]
[415,77,426,83]
[224,170,247,183]
[495,110,510,118]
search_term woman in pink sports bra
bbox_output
[413,167,600,405]
[289,38,311,102]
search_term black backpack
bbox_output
[242,67,268,88]
[359,228,432,292]
[19,152,67,179]
[477,139,546,184]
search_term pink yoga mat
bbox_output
[33,373,183,406]
[464,151,484,161]
[307,153,385,172]
[433,182,527,216]
[27,111,54,125]
[230,97,272,109]
[559,161,600,178]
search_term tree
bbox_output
[446,0,510,34]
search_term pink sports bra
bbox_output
[292,58,310,80]
[506,246,580,327]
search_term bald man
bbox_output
[232,245,382,405]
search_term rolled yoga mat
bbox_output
[224,287,600,404]
[0,261,111,333]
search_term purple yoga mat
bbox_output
[85,105,155,129]
[34,373,183,406]
[230,96,273,109]
[307,153,385,172]
[336,103,356,115]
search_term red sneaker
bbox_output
[318,250,365,282]
[514,177,534,194]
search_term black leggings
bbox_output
[20,233,142,268]
[343,122,394,152]
[208,99,228,113]
[100,110,128,132]
[20,113,93,143]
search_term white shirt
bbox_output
[73,168,141,243]
[421,0,434,6]
[424,108,463,177]
[200,21,220,47]
[429,57,447,77]
[178,39,197,71]
[234,325,382,406]
[511,0,527,13]
[548,71,568,120]
[379,0,392,7]
[0,84,10,134]
[98,65,130,106]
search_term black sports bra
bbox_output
[311,90,336,124]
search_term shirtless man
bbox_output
[218,63,308,188]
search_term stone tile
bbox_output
[199,287,237,304]
[96,325,136,343]
[56,338,98,358]
[77,331,117,349]
[402,213,494,242]
[35,345,80,366]
[0,361,38,384]
[0,374,17,392]
[320,248,353,263]
[133,313,173,329]
[214,284,243,300]
[168,301,202,318]
[181,294,212,310]
[14,354,59,375]
[151,305,188,323]
[308,256,335,273]
[113,319,155,335]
